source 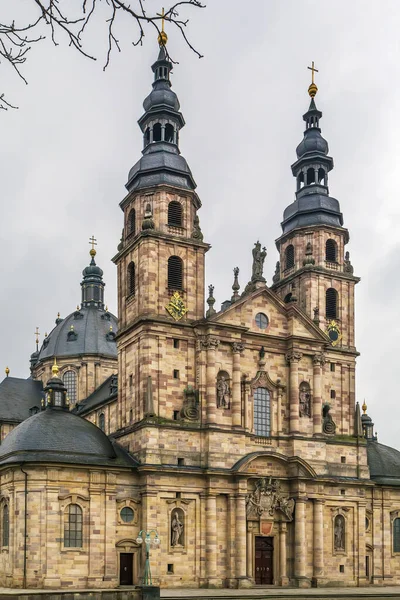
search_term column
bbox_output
[279,522,288,585]
[235,493,247,585]
[242,375,250,431]
[358,501,367,586]
[232,343,244,427]
[313,354,325,435]
[294,497,308,587]
[313,499,325,585]
[205,336,219,424]
[286,351,302,434]
[277,383,284,435]
[206,494,218,584]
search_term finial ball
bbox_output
[158,30,168,46]
[5,367,9,377]
[308,82,318,98]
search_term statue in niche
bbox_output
[171,509,184,546]
[251,241,267,282]
[216,372,230,408]
[299,382,311,417]
[334,514,345,551]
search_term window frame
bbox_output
[64,503,83,549]
[253,387,271,437]
[285,244,295,270]
[168,255,183,290]
[63,369,78,405]
[127,261,136,297]
[394,517,400,553]
[2,504,9,548]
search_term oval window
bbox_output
[120,507,134,523]
[255,313,269,329]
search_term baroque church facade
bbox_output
[0,36,400,590]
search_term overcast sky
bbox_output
[1,0,399,448]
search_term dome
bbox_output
[82,262,103,278]
[281,193,344,235]
[143,82,180,112]
[367,441,400,485]
[0,408,136,467]
[37,306,117,363]
[296,127,329,158]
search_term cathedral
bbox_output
[0,31,400,591]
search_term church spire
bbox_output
[81,237,105,309]
[125,30,196,192]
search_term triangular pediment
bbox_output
[209,286,329,343]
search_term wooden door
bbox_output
[255,536,273,585]
[120,553,133,585]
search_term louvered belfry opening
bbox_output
[168,256,183,290]
[168,201,183,227]
[128,208,136,235]
[326,287,338,319]
[325,239,337,262]
[127,262,135,295]
[285,244,295,269]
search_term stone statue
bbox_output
[272,261,280,284]
[251,241,267,282]
[343,251,354,274]
[171,509,184,546]
[191,214,203,241]
[334,515,345,551]
[299,382,311,418]
[216,374,230,408]
[142,203,155,230]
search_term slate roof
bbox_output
[0,377,43,422]
[367,441,400,486]
[0,408,138,468]
[36,306,118,363]
[74,374,117,416]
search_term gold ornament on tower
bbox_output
[307,60,319,98]
[166,292,188,321]
[157,7,168,46]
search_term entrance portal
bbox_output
[255,536,273,585]
[120,552,133,585]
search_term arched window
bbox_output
[128,208,136,236]
[63,370,77,405]
[98,413,105,432]
[2,505,9,547]
[145,127,150,146]
[307,167,315,185]
[127,262,135,296]
[165,123,174,143]
[394,518,400,552]
[64,504,83,548]
[168,201,183,227]
[285,245,295,270]
[318,167,326,184]
[153,123,162,142]
[168,256,183,290]
[326,288,338,319]
[253,387,271,437]
[325,239,337,262]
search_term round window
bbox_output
[255,313,269,329]
[120,507,134,523]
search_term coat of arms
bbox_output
[246,477,295,521]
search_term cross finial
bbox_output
[89,235,97,258]
[157,7,168,46]
[307,61,319,98]
[34,326,40,352]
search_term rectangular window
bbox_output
[173,339,180,349]
[330,389,336,399]
[394,518,400,552]
[173,410,180,421]
[253,387,271,437]
[129,374,133,389]
[330,363,335,372]
[177,458,184,466]
[167,564,174,574]
[339,565,344,573]
[173,369,179,379]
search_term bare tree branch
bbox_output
[0,0,205,108]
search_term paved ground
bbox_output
[160,588,400,599]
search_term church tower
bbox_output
[271,66,359,350]
[113,32,209,431]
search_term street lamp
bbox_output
[136,529,161,586]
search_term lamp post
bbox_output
[136,529,160,586]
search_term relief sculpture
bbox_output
[246,477,295,521]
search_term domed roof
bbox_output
[367,441,400,485]
[296,127,329,158]
[0,408,136,467]
[37,306,117,363]
[281,193,344,235]
[143,82,180,112]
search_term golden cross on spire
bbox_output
[89,235,97,257]
[157,7,168,46]
[307,61,319,98]
[34,326,40,351]
[307,61,318,84]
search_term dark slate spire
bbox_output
[126,38,196,192]
[43,359,68,411]
[81,238,105,309]
[281,69,344,236]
